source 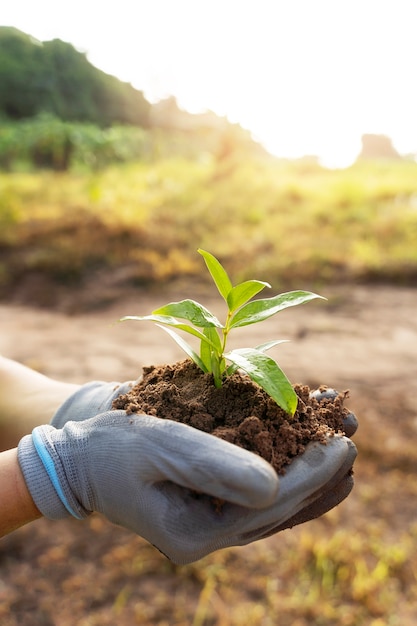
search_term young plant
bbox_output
[120,249,325,415]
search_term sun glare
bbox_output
[2,0,417,167]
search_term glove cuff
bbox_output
[17,427,90,521]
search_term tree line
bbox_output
[0,27,269,170]
[0,26,151,127]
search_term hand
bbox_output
[49,379,136,427]
[48,380,357,562]
[19,406,356,565]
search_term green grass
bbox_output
[8,489,414,626]
[1,156,416,301]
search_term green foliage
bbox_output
[0,115,149,170]
[0,26,151,127]
[0,27,268,172]
[0,27,261,170]
[120,249,324,415]
[0,115,262,172]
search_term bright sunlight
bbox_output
[2,0,417,167]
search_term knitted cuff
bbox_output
[17,428,90,521]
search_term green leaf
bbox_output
[226,340,288,376]
[156,325,208,373]
[226,348,298,415]
[226,280,270,312]
[229,291,326,329]
[200,327,222,372]
[255,339,290,352]
[119,315,218,348]
[153,300,223,328]
[200,332,212,373]
[211,352,225,388]
[198,249,233,302]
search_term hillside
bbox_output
[0,27,260,140]
[0,26,151,127]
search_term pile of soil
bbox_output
[112,358,351,475]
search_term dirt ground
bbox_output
[0,284,416,625]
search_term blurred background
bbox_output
[0,1,416,625]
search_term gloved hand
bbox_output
[16,379,358,564]
[18,406,356,564]
[49,379,137,428]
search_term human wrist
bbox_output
[0,448,42,537]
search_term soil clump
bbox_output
[112,358,351,474]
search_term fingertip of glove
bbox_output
[236,458,280,509]
[325,434,358,473]
[342,411,358,437]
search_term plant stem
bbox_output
[211,353,222,388]
[222,311,233,354]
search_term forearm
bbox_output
[0,448,42,537]
[0,356,80,440]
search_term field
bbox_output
[1,156,417,310]
[0,156,417,624]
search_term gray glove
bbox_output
[49,380,136,427]
[17,381,357,565]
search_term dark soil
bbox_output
[112,358,351,475]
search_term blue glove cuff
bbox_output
[17,426,91,521]
[31,427,84,519]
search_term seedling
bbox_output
[120,249,325,416]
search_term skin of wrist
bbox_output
[0,448,43,537]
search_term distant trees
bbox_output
[0,116,150,170]
[0,27,151,127]
[0,27,267,171]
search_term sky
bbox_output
[2,0,417,167]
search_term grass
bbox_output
[5,479,416,625]
[1,156,417,304]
